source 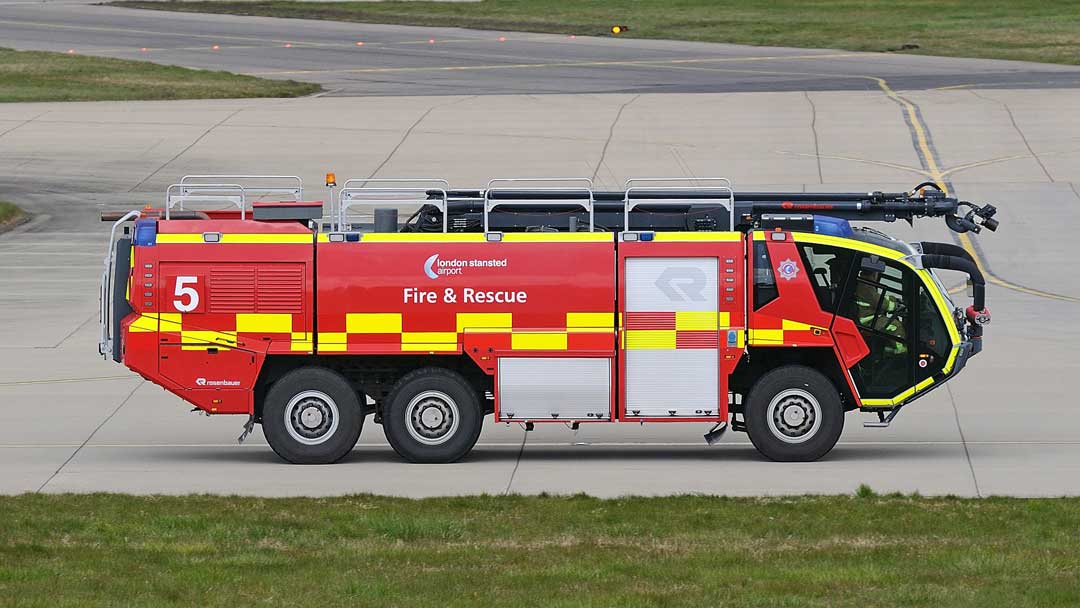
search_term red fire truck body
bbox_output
[101,176,998,464]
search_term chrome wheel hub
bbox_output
[767,389,822,444]
[285,390,339,446]
[405,390,459,446]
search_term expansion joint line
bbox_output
[874,77,1080,304]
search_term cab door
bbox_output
[835,253,916,404]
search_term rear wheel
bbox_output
[744,365,844,462]
[383,367,483,463]
[262,367,364,464]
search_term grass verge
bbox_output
[2,491,1079,606]
[0,47,320,103]
[110,0,1080,66]
[0,201,26,228]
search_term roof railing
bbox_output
[166,175,303,220]
[483,177,595,233]
[336,178,450,232]
[623,177,734,232]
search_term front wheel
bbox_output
[744,365,844,462]
[383,367,483,463]
[261,367,364,464]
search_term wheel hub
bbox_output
[284,391,339,446]
[419,405,445,429]
[782,404,808,427]
[300,405,325,429]
[766,389,822,444]
[405,391,460,446]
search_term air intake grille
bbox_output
[208,264,303,313]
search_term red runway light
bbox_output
[139,47,148,52]
[284,43,293,48]
[498,36,506,42]
[355,41,364,46]
[66,48,76,54]
[212,44,220,51]
[428,38,435,44]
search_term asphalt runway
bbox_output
[1,1,1079,497]
[3,1,1080,95]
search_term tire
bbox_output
[261,367,364,464]
[744,365,844,462]
[382,367,483,463]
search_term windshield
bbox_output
[849,227,919,257]
[926,268,956,311]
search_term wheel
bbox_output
[382,367,483,463]
[744,365,844,462]
[261,367,364,464]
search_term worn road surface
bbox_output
[1,1,1078,497]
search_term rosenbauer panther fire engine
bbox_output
[98,175,998,464]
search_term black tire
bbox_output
[744,365,844,462]
[382,367,483,463]
[261,367,364,464]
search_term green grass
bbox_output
[110,0,1080,66]
[0,47,320,103]
[0,201,26,227]
[2,492,1079,607]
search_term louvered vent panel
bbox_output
[208,266,256,313]
[256,266,304,313]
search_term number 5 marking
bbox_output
[173,275,200,312]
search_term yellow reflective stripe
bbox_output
[236,313,292,333]
[457,312,513,333]
[748,329,784,344]
[157,233,311,244]
[346,313,402,334]
[128,314,158,333]
[358,233,486,243]
[675,311,719,331]
[511,332,568,350]
[501,233,612,242]
[650,232,741,242]
[290,332,312,352]
[791,232,905,261]
[180,330,237,350]
[401,332,457,344]
[401,343,459,352]
[916,377,935,391]
[156,234,203,244]
[316,332,347,353]
[625,330,676,350]
[566,312,614,332]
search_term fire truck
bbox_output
[99,175,998,464]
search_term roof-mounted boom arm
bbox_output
[420,182,999,235]
[730,183,998,234]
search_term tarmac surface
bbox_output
[1,2,1079,497]
[4,1,1080,96]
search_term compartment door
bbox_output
[622,256,721,418]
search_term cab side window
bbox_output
[798,243,855,313]
[753,240,779,310]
